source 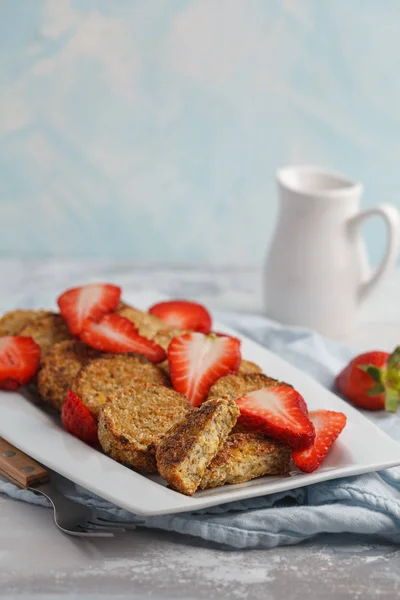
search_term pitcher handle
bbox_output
[348,204,400,302]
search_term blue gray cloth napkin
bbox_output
[2,312,400,549]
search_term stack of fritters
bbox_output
[36,304,176,412]
[156,397,240,495]
[155,393,290,495]
[94,363,291,496]
[1,302,292,495]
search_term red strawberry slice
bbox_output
[58,283,121,336]
[62,390,98,445]
[168,332,241,406]
[292,410,347,473]
[149,300,212,333]
[236,384,315,450]
[0,336,41,390]
[80,314,166,363]
[212,331,241,343]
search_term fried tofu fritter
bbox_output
[207,373,278,403]
[98,384,192,473]
[20,313,72,357]
[200,433,291,489]
[38,340,102,411]
[156,397,240,496]
[238,360,263,375]
[153,328,187,351]
[0,309,52,337]
[72,354,170,420]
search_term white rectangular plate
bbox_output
[1,291,400,516]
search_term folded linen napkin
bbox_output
[2,312,400,549]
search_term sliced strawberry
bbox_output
[0,336,41,390]
[58,283,121,335]
[292,410,347,472]
[149,300,212,333]
[212,331,241,343]
[62,390,98,445]
[236,384,315,450]
[80,314,166,362]
[168,332,241,406]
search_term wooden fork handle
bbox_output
[0,438,49,489]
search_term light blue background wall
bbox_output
[1,0,399,264]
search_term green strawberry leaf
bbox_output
[358,364,383,383]
[388,346,400,369]
[385,387,400,413]
[366,384,385,396]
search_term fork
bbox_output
[0,437,143,537]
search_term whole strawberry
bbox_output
[335,347,400,412]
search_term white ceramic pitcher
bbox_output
[264,165,400,337]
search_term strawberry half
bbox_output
[168,332,241,406]
[236,384,315,450]
[58,283,121,336]
[149,300,212,333]
[0,336,41,390]
[336,348,400,412]
[62,390,98,445]
[292,409,347,473]
[80,314,166,362]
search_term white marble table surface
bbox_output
[1,259,400,600]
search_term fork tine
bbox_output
[90,521,140,531]
[94,516,145,527]
[89,521,143,532]
[60,524,115,538]
[85,521,128,534]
